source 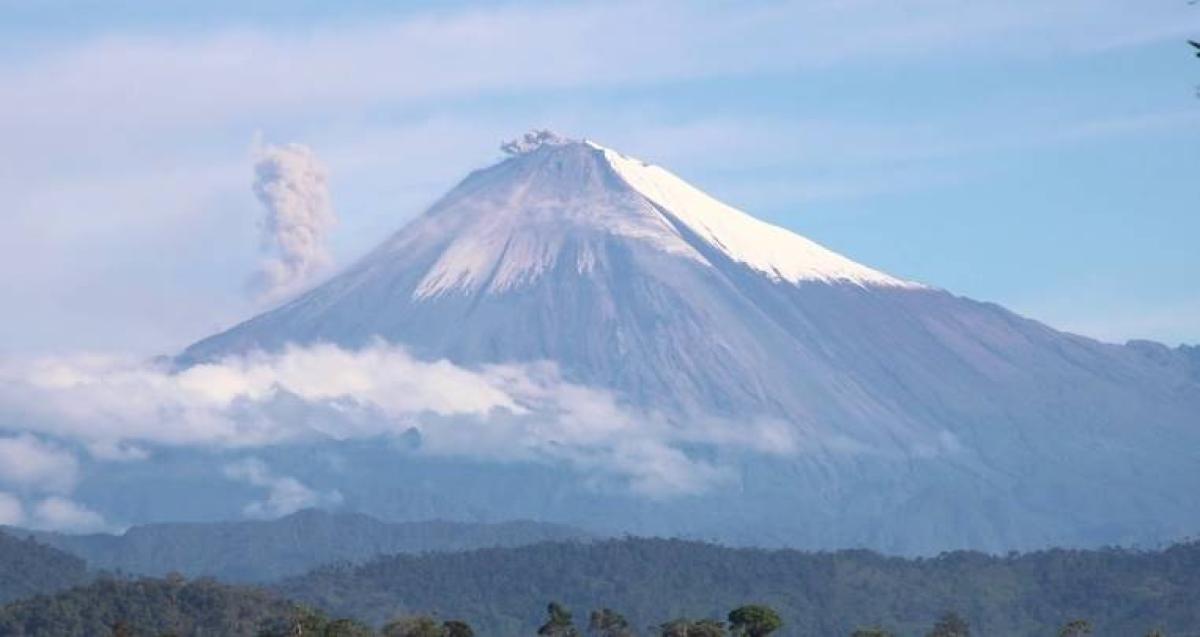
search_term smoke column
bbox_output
[249,142,336,303]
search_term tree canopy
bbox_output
[727,605,782,637]
[274,537,1200,635]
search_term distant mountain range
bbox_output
[0,530,87,604]
[7,509,588,582]
[165,132,1200,553]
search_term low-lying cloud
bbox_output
[0,434,79,494]
[0,344,802,516]
[224,457,343,519]
[30,497,106,533]
[0,491,106,532]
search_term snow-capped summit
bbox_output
[179,132,1200,553]
[378,135,916,301]
[589,140,918,289]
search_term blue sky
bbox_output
[0,0,1197,354]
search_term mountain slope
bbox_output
[0,530,88,604]
[177,134,1200,552]
[17,509,588,582]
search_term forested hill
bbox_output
[0,577,325,637]
[0,531,88,604]
[276,537,1200,637]
[13,508,589,581]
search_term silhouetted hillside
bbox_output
[0,531,88,604]
[276,537,1200,636]
[15,508,589,581]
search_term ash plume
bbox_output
[249,142,337,303]
[500,129,569,155]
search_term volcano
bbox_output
[179,131,1200,553]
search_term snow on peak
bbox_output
[409,139,705,299]
[408,135,919,299]
[591,141,921,289]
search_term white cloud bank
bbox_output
[0,344,802,498]
[250,142,337,303]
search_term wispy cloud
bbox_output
[0,435,109,530]
[0,434,79,494]
[0,492,24,526]
[1,0,1189,147]
[223,457,342,518]
[30,497,107,533]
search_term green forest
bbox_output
[0,577,1171,637]
[0,577,299,636]
[4,528,1200,636]
[275,537,1200,636]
